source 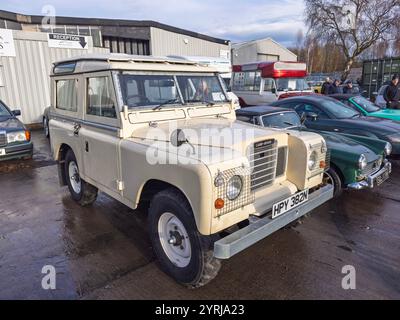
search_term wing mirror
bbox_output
[12,110,21,116]
[170,129,187,147]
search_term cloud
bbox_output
[0,0,306,46]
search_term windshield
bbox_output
[262,111,301,129]
[321,99,360,119]
[119,73,228,108]
[0,102,11,117]
[352,96,381,113]
[275,78,311,92]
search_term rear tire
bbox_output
[148,188,221,288]
[64,149,98,206]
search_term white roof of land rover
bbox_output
[52,53,218,75]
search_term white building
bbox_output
[232,38,297,65]
[0,9,230,125]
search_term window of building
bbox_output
[56,79,78,112]
[87,77,117,118]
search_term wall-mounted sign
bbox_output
[48,33,89,50]
[0,29,16,57]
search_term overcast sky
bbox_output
[0,0,306,46]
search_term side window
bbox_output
[342,100,359,111]
[87,77,116,118]
[264,78,275,92]
[244,72,256,91]
[56,79,77,112]
[297,103,329,119]
[232,72,245,91]
[254,72,261,91]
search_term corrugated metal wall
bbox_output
[0,30,108,124]
[150,27,230,57]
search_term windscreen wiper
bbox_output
[152,99,182,111]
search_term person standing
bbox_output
[343,81,358,94]
[384,75,400,109]
[331,79,342,94]
[321,77,332,95]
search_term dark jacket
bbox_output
[321,81,332,95]
[343,86,358,94]
[331,84,342,94]
[384,83,400,108]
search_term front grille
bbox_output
[0,132,6,147]
[309,143,330,177]
[276,147,287,177]
[214,167,255,217]
[248,139,278,191]
[362,158,383,177]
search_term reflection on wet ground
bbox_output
[0,131,399,299]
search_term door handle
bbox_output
[73,123,81,136]
[334,128,339,132]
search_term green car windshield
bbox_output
[352,96,381,113]
[262,111,301,129]
[322,100,361,119]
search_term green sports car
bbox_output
[236,106,392,198]
[331,94,400,122]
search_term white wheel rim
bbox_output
[158,212,191,268]
[68,161,81,194]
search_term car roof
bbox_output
[51,53,217,75]
[329,94,359,99]
[236,106,295,116]
[272,94,338,104]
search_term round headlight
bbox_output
[214,174,225,187]
[226,175,243,200]
[358,154,367,170]
[308,151,318,170]
[384,142,392,156]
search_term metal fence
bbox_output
[362,57,400,99]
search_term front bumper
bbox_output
[213,184,334,259]
[347,160,392,190]
[0,141,33,161]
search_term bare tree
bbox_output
[305,0,400,81]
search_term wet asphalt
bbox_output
[0,131,399,300]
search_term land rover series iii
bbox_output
[49,54,334,287]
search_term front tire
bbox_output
[324,167,342,198]
[148,188,221,288]
[64,150,98,206]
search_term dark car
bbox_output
[236,106,391,197]
[270,95,400,156]
[0,100,33,161]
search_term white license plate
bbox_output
[272,189,309,219]
[0,148,5,156]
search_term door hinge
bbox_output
[117,180,125,191]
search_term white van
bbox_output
[232,61,313,107]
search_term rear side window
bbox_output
[56,79,78,112]
[87,77,117,118]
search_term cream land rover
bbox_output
[49,54,334,288]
